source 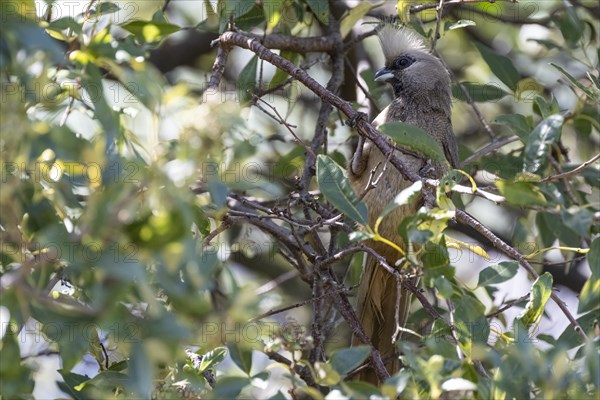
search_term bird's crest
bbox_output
[378,24,427,61]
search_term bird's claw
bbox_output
[346,112,368,128]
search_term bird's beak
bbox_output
[374,67,394,82]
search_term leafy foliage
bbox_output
[1,0,598,399]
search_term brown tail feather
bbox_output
[352,253,413,384]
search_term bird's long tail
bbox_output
[352,253,413,384]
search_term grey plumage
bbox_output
[349,25,458,384]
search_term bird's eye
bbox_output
[395,56,414,69]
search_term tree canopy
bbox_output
[1,0,599,399]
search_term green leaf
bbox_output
[120,21,181,44]
[475,42,520,91]
[341,380,381,397]
[212,376,251,398]
[478,154,522,179]
[233,4,265,30]
[349,230,375,242]
[228,343,253,375]
[102,59,165,112]
[533,95,560,118]
[262,0,284,31]
[494,114,531,143]
[527,38,562,50]
[96,2,120,16]
[85,370,128,391]
[57,371,92,400]
[550,63,598,102]
[452,82,509,102]
[536,212,580,248]
[316,155,368,225]
[454,297,489,349]
[585,339,600,386]
[273,146,305,178]
[269,50,297,88]
[589,238,600,277]
[238,55,258,103]
[383,370,411,397]
[517,272,553,329]
[589,72,600,90]
[422,240,451,270]
[340,2,382,39]
[477,261,518,286]
[559,4,583,47]
[314,361,341,385]
[397,1,411,23]
[522,114,564,175]
[330,346,370,376]
[127,342,152,399]
[379,121,446,164]
[80,64,119,152]
[207,178,228,207]
[380,180,422,218]
[47,17,82,34]
[434,276,454,299]
[199,347,228,373]
[557,309,600,347]
[562,208,593,238]
[495,180,546,207]
[578,276,600,313]
[305,0,329,25]
[448,19,476,30]
[0,330,34,398]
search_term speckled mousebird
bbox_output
[348,25,459,384]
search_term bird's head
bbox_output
[375,25,450,97]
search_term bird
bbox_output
[348,25,459,384]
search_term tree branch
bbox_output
[540,153,600,183]
[455,210,588,341]
[410,0,517,14]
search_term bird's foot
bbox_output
[419,160,436,178]
[346,112,368,128]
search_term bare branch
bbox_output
[541,153,600,183]
[461,135,521,167]
[207,45,230,90]
[430,0,446,51]
[410,0,517,14]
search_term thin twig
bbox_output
[202,220,231,245]
[254,96,315,157]
[431,0,446,50]
[541,153,600,183]
[458,3,557,25]
[309,274,325,364]
[461,135,520,167]
[446,299,465,361]
[255,270,300,295]
[403,280,442,320]
[486,293,530,319]
[453,79,496,141]
[59,95,75,127]
[251,284,353,322]
[392,275,404,343]
[410,0,517,14]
